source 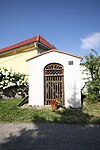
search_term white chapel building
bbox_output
[27,49,82,108]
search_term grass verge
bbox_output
[0,99,100,124]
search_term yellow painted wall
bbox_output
[0,48,38,75]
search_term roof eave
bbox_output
[26,49,82,62]
[0,43,36,57]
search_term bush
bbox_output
[0,67,28,99]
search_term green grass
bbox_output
[0,99,100,124]
[0,99,59,123]
[83,102,100,124]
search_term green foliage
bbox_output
[83,49,100,103]
[0,67,28,98]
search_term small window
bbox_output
[68,61,73,65]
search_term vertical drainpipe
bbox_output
[34,42,39,54]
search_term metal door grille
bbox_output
[44,63,64,105]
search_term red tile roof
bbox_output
[27,49,82,61]
[0,35,55,54]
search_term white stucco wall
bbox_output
[27,51,81,108]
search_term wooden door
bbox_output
[44,63,64,105]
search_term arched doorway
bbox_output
[44,63,64,105]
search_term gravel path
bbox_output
[0,123,100,150]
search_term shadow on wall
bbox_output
[0,122,100,150]
[67,84,82,108]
